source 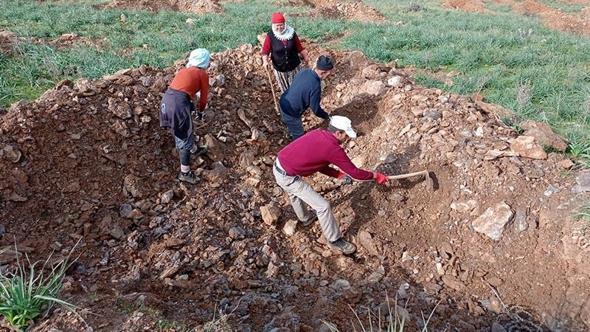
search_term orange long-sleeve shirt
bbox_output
[169,67,209,111]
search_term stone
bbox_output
[228,226,246,240]
[330,279,351,291]
[472,201,513,241]
[119,204,133,218]
[282,219,298,236]
[491,322,507,332]
[204,162,228,187]
[366,265,385,283]
[510,136,547,160]
[160,190,174,204]
[2,145,22,163]
[363,80,385,96]
[450,200,478,213]
[358,230,379,256]
[521,120,568,152]
[558,159,575,170]
[514,208,528,232]
[261,203,281,225]
[204,134,225,161]
[123,174,144,198]
[442,275,465,291]
[572,171,590,194]
[109,224,125,240]
[63,181,80,193]
[387,75,403,87]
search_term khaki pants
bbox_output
[273,160,341,242]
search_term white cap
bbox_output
[329,115,357,138]
[186,48,210,68]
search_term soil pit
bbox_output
[1,43,589,330]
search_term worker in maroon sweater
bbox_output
[160,48,210,184]
[273,116,389,255]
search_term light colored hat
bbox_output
[186,48,210,68]
[330,115,357,138]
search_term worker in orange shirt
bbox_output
[160,48,210,184]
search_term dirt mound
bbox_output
[444,0,487,13]
[0,30,18,55]
[1,44,589,330]
[288,0,385,22]
[103,0,223,14]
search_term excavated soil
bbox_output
[447,0,590,36]
[101,0,225,14]
[282,0,385,22]
[1,43,590,331]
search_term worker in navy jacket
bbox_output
[279,55,333,140]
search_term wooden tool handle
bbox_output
[387,170,428,180]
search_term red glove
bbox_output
[337,170,352,185]
[374,172,388,185]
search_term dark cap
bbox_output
[316,55,334,71]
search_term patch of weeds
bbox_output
[577,204,590,223]
[566,135,590,168]
[501,116,524,134]
[203,312,232,332]
[322,295,438,332]
[0,244,77,331]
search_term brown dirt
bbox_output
[102,0,224,14]
[0,30,18,55]
[1,44,589,330]
[443,0,487,13]
[450,0,590,36]
[287,0,385,22]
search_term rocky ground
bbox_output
[1,42,590,331]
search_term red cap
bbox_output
[271,12,285,24]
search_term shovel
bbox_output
[387,170,434,191]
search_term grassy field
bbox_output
[1,0,589,163]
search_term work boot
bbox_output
[300,215,317,227]
[329,238,357,255]
[177,171,199,184]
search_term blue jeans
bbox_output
[174,133,193,166]
[280,110,304,140]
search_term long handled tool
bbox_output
[264,66,281,115]
[388,170,434,191]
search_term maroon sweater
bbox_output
[277,129,373,180]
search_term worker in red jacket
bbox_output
[273,116,388,255]
[260,12,309,93]
[160,48,210,184]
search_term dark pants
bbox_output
[280,109,304,140]
[160,89,194,167]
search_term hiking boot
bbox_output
[329,238,357,255]
[177,171,199,184]
[190,144,208,156]
[300,215,317,227]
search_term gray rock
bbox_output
[160,190,174,204]
[358,230,379,256]
[119,204,133,218]
[572,171,590,193]
[491,322,507,332]
[387,75,403,87]
[367,265,385,283]
[282,219,298,236]
[228,226,246,240]
[472,201,513,241]
[514,208,528,232]
[109,224,125,240]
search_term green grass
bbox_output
[0,0,589,163]
[537,0,587,13]
[0,246,75,330]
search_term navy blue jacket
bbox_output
[279,69,329,119]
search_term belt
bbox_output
[274,160,289,176]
